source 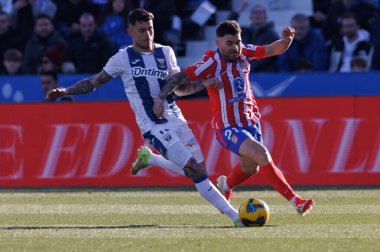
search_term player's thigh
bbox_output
[176,123,204,163]
[144,125,192,168]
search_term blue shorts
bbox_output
[215,123,263,155]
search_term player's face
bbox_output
[128,20,154,52]
[216,34,242,61]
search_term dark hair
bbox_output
[341,12,358,24]
[35,13,54,24]
[4,48,22,61]
[128,8,154,26]
[40,70,58,82]
[216,20,241,37]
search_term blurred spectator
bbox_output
[40,70,73,102]
[350,55,367,71]
[22,14,66,73]
[55,0,98,38]
[323,0,377,42]
[10,0,34,50]
[0,10,23,73]
[329,13,372,72]
[30,0,57,19]
[278,13,328,72]
[1,48,23,74]
[38,44,65,73]
[241,4,279,72]
[226,0,248,20]
[64,12,115,73]
[100,0,132,49]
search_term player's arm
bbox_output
[47,70,112,99]
[174,77,221,97]
[264,27,295,57]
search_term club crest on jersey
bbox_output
[157,58,166,69]
[233,77,245,94]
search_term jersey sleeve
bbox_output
[243,44,266,61]
[166,46,180,77]
[103,49,126,78]
[184,50,215,81]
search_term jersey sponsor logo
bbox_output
[228,94,246,103]
[132,67,169,80]
[233,77,245,94]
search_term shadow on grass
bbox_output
[1,224,278,230]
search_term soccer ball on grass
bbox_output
[238,198,270,227]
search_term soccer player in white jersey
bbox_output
[47,8,243,227]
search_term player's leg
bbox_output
[172,124,241,223]
[131,145,185,176]
[138,125,241,224]
[218,156,260,193]
[238,132,315,215]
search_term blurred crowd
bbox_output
[0,0,379,78]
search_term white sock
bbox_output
[195,178,239,222]
[290,195,301,207]
[148,154,185,176]
[222,178,231,192]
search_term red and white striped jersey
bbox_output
[184,45,266,129]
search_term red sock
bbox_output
[226,165,251,190]
[260,161,295,201]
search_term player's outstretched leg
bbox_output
[184,158,243,227]
[131,146,185,176]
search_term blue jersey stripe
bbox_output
[153,48,175,103]
[127,47,167,124]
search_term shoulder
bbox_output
[155,43,175,54]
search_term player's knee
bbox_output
[183,157,206,179]
[242,165,260,176]
[256,149,272,166]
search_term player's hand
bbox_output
[46,88,66,100]
[153,97,164,119]
[202,77,222,89]
[281,27,295,44]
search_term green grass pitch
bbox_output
[0,189,379,252]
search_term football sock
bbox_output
[194,177,239,222]
[260,161,295,201]
[148,154,186,176]
[226,165,251,190]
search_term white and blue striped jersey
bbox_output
[103,44,186,134]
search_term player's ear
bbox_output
[127,26,133,36]
[215,38,220,47]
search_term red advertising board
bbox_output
[0,97,379,187]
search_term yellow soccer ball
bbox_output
[238,198,270,227]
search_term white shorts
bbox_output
[142,122,204,168]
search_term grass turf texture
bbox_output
[0,189,379,252]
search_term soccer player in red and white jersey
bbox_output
[154,20,315,216]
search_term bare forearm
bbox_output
[64,78,95,95]
[265,38,292,57]
[159,71,190,100]
[64,70,112,95]
[174,80,206,97]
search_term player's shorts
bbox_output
[142,121,204,168]
[215,122,263,155]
